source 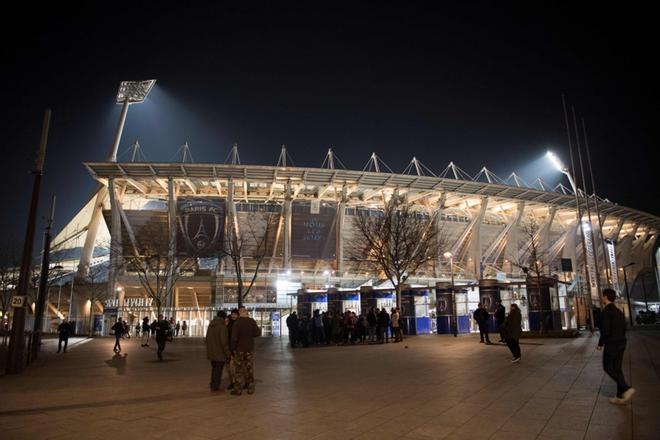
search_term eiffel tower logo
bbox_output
[193,218,210,249]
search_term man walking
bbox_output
[473,303,492,344]
[153,314,170,361]
[112,317,124,353]
[494,300,506,342]
[598,289,635,405]
[230,307,262,395]
[206,311,231,392]
[57,319,72,353]
[503,303,522,363]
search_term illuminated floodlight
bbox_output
[285,269,292,276]
[443,251,453,259]
[546,151,565,172]
[323,270,330,276]
[116,79,156,103]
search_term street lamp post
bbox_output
[444,252,457,337]
[5,110,51,374]
[621,262,635,327]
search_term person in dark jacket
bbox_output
[229,307,262,395]
[57,319,72,353]
[367,308,378,342]
[503,303,522,363]
[206,311,231,392]
[473,303,491,344]
[494,300,506,342]
[597,289,635,404]
[141,317,150,347]
[111,318,124,353]
[286,311,299,347]
[152,314,170,361]
[377,308,390,343]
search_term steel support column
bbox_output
[166,177,177,309]
[283,181,292,268]
[107,179,123,314]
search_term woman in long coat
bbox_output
[503,303,522,363]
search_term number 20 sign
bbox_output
[11,296,26,308]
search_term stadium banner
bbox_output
[177,198,226,256]
[291,201,337,259]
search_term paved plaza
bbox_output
[1,329,659,440]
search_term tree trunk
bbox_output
[395,284,402,310]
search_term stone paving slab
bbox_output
[0,330,658,440]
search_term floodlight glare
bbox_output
[443,251,453,258]
[546,151,565,172]
[116,79,156,104]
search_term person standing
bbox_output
[112,318,124,353]
[503,303,522,363]
[206,311,231,392]
[286,311,299,347]
[473,303,492,344]
[153,314,170,361]
[391,308,402,342]
[598,289,635,405]
[230,307,262,395]
[377,307,390,343]
[494,300,506,342]
[181,321,188,336]
[57,319,72,353]
[141,317,151,347]
[367,308,377,342]
[175,321,181,337]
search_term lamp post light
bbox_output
[444,251,457,337]
[621,262,635,327]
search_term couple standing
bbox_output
[205,307,261,395]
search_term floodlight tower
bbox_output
[77,80,155,278]
[547,150,599,327]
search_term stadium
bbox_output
[23,82,660,338]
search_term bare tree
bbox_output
[123,251,194,317]
[349,197,445,309]
[510,217,557,333]
[222,212,278,308]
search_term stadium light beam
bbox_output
[546,150,578,194]
[108,79,156,162]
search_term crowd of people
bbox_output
[110,315,188,360]
[285,307,404,347]
[98,290,636,407]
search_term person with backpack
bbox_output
[367,308,378,342]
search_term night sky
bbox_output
[2,2,658,251]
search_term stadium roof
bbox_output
[84,161,660,230]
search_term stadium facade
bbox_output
[38,143,659,337]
